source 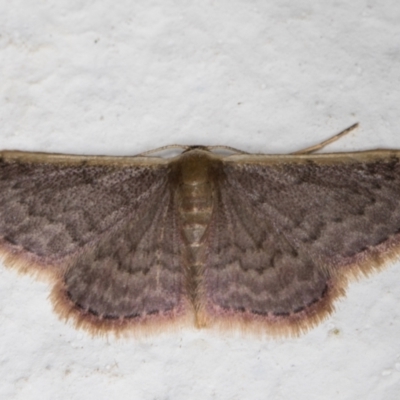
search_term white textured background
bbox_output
[1,1,400,399]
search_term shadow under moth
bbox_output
[0,124,399,337]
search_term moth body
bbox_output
[174,150,216,323]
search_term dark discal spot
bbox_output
[235,306,246,313]
[333,216,343,223]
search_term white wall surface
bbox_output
[0,1,400,399]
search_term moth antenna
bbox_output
[292,123,359,155]
[135,144,190,157]
[206,145,250,155]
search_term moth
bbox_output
[1,124,399,337]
